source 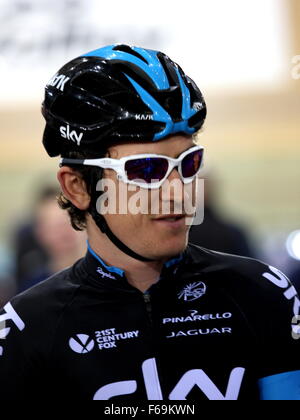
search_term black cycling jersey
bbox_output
[0,243,300,400]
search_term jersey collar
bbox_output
[87,242,125,278]
[84,241,184,287]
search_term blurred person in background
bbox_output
[13,185,57,291]
[189,173,256,258]
[13,184,86,292]
[0,45,299,401]
[0,245,15,308]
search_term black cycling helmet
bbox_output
[42,44,207,157]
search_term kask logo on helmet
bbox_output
[135,114,154,121]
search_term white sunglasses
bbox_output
[60,145,204,189]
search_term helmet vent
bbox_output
[72,72,124,98]
[157,53,179,88]
[113,44,148,64]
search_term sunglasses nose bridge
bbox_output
[166,160,183,182]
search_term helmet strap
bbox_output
[90,209,155,262]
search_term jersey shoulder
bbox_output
[187,243,293,292]
[1,259,83,333]
[187,243,300,333]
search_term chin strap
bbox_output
[89,207,155,262]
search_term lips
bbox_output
[152,215,187,228]
[153,215,185,222]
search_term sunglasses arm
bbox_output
[84,158,121,170]
[59,157,121,170]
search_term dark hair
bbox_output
[58,151,103,231]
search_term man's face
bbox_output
[95,134,198,260]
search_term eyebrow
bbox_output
[174,143,197,159]
[113,140,197,159]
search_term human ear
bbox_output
[57,167,91,210]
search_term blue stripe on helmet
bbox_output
[258,370,300,400]
[124,75,171,125]
[82,45,169,90]
[125,74,196,140]
[175,67,197,121]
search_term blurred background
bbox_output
[0,0,299,303]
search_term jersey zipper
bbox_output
[143,293,153,324]
[142,291,164,399]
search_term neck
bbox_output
[87,225,164,293]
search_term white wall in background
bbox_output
[0,0,289,104]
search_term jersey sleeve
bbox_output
[252,263,300,400]
[0,296,49,400]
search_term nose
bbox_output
[160,167,186,209]
[167,166,183,184]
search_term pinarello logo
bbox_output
[69,334,95,354]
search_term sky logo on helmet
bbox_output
[48,73,70,92]
[60,125,83,146]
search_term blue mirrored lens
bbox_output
[125,158,168,183]
[181,149,203,178]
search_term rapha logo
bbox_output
[178,282,207,302]
[48,73,70,92]
[69,334,95,354]
[60,125,83,146]
[96,267,116,280]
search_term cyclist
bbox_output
[0,44,299,400]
